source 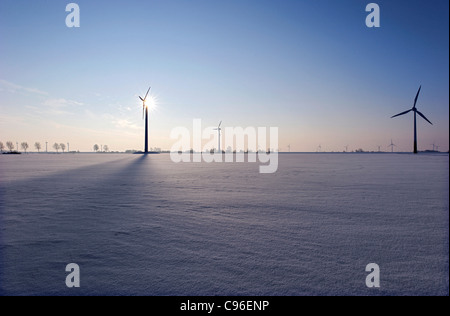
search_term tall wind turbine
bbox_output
[213,121,222,153]
[139,87,151,154]
[391,86,433,154]
[388,139,397,153]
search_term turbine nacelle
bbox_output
[139,87,151,119]
[391,85,432,125]
[213,121,222,131]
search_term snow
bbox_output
[0,153,448,296]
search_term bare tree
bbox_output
[6,141,14,152]
[0,141,4,153]
[53,143,60,153]
[103,145,109,152]
[21,142,29,153]
[60,143,66,153]
[93,144,99,152]
[35,142,42,153]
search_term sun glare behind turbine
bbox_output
[145,95,158,112]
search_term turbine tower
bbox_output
[139,87,151,154]
[391,86,433,154]
[213,121,222,153]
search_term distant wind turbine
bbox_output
[391,86,433,154]
[388,139,397,153]
[430,143,440,152]
[213,121,222,153]
[287,144,291,153]
[139,86,151,154]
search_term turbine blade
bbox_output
[218,121,222,128]
[413,85,421,108]
[144,87,151,100]
[416,110,433,125]
[391,109,412,118]
[139,96,144,102]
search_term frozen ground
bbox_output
[0,153,448,296]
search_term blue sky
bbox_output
[0,0,448,152]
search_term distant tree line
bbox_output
[1,140,116,154]
[0,140,72,153]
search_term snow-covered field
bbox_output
[0,153,448,296]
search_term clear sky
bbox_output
[0,0,448,152]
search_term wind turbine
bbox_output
[430,142,440,152]
[388,139,397,153]
[213,121,222,153]
[287,144,291,153]
[391,86,433,154]
[139,86,151,154]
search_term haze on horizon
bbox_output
[0,0,448,153]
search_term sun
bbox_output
[144,95,157,112]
